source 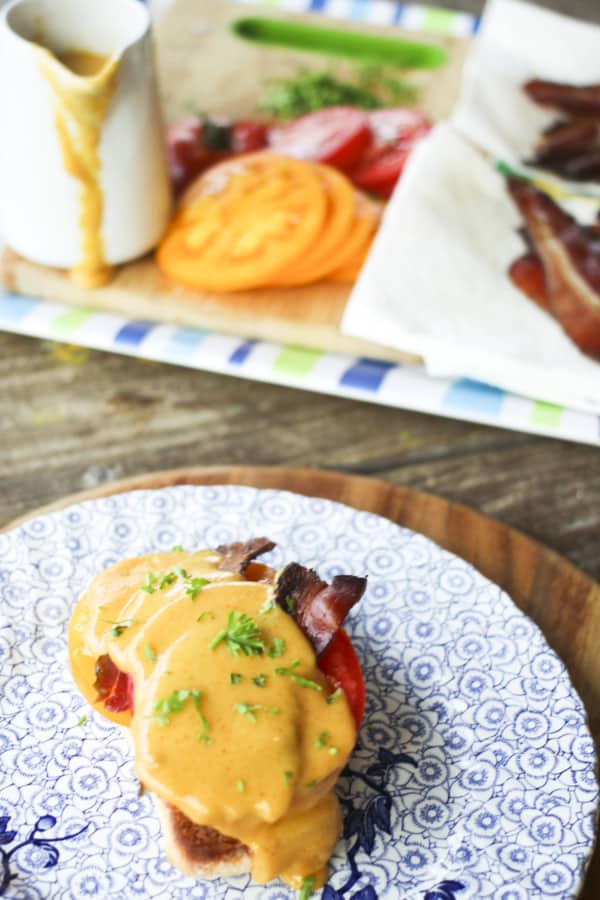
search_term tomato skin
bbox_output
[268,107,372,173]
[166,119,226,192]
[350,108,430,199]
[231,121,269,153]
[318,629,365,731]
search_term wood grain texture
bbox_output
[4,463,600,897]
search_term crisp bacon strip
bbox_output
[216,537,275,573]
[274,562,366,656]
[94,653,133,712]
[507,178,600,358]
[524,79,600,119]
[528,120,600,181]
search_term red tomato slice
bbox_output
[351,144,412,194]
[367,108,430,146]
[268,107,372,172]
[318,629,365,731]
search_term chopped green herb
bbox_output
[75,714,87,727]
[230,673,243,685]
[158,571,177,590]
[298,875,316,900]
[259,595,276,615]
[171,545,184,552]
[284,770,293,785]
[268,637,286,659]
[326,688,342,705]
[196,611,213,623]
[141,572,158,594]
[152,688,205,728]
[234,703,279,722]
[143,643,157,662]
[284,595,296,613]
[186,577,209,601]
[275,660,323,692]
[173,566,188,580]
[209,611,264,657]
[314,731,331,750]
[253,674,267,688]
[328,746,339,756]
[197,733,213,745]
[105,619,135,639]
[236,778,246,794]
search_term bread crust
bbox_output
[153,795,251,879]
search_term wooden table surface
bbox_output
[1,0,599,587]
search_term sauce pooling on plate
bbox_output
[69,549,358,889]
[36,45,119,288]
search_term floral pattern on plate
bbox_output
[0,485,597,899]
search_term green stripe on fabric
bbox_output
[422,6,459,34]
[51,307,94,335]
[530,400,563,428]
[273,345,322,377]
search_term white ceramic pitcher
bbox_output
[0,0,172,286]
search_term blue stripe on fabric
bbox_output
[340,358,396,392]
[350,0,368,19]
[229,340,256,365]
[162,327,207,361]
[392,3,405,25]
[471,15,482,33]
[0,293,39,323]
[443,378,506,415]
[309,0,327,10]
[114,320,156,348]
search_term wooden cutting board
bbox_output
[0,0,471,364]
[4,465,600,895]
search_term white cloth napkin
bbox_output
[452,0,600,196]
[341,122,600,414]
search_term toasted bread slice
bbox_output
[154,795,250,878]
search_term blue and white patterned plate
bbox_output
[0,485,597,900]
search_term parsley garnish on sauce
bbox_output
[326,688,342,705]
[152,688,207,728]
[298,874,316,899]
[209,612,264,657]
[275,660,323,692]
[230,673,243,685]
[105,619,136,639]
[259,596,276,615]
[143,643,157,662]
[234,703,279,722]
[253,674,267,688]
[186,577,209,601]
[235,778,246,794]
[268,637,286,659]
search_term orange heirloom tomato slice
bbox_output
[156,153,328,292]
[326,194,381,283]
[273,164,357,287]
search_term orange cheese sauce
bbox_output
[69,550,357,889]
[36,45,119,288]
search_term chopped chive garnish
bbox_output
[197,733,213,745]
[268,637,286,659]
[234,703,279,722]
[75,714,87,727]
[236,778,245,794]
[284,770,293,785]
[299,875,316,900]
[186,577,209,600]
[328,746,339,756]
[253,674,267,688]
[173,566,188,579]
[209,611,264,657]
[326,688,342,705]
[259,596,276,615]
[143,643,157,662]
[284,595,296,613]
[171,545,184,552]
[230,673,243,685]
[314,731,331,749]
[275,660,323,692]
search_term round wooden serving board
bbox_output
[4,466,599,895]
